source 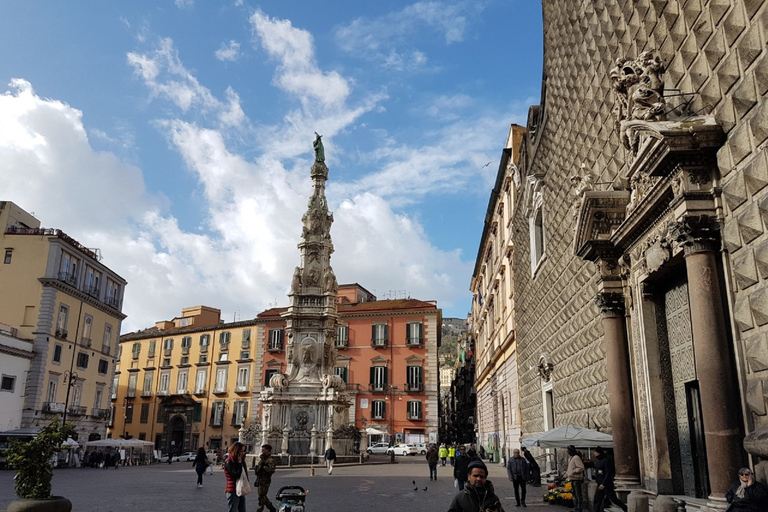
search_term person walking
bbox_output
[593,446,627,512]
[565,445,586,511]
[448,460,505,512]
[426,443,439,481]
[324,444,337,475]
[207,450,215,475]
[453,445,471,489]
[254,444,277,512]
[507,448,530,507]
[726,467,768,512]
[224,442,248,512]
[521,447,540,486]
[449,444,457,466]
[467,443,478,459]
[439,443,449,467]
[193,447,208,488]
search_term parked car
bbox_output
[367,442,391,455]
[173,451,197,462]
[414,443,428,454]
[387,444,418,456]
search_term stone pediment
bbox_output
[370,355,388,364]
[266,358,282,368]
[405,355,424,364]
[573,190,631,260]
[336,353,351,363]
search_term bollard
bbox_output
[653,495,677,512]
[627,491,649,512]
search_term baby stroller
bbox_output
[275,485,307,512]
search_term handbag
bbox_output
[236,468,251,496]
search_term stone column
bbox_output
[596,290,640,485]
[671,217,743,502]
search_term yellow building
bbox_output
[0,201,127,441]
[111,306,258,454]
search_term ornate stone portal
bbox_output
[259,134,350,455]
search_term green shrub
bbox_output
[6,419,73,499]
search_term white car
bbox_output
[414,443,428,454]
[367,442,391,455]
[173,451,197,462]
[387,443,418,456]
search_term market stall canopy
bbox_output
[521,424,613,448]
[61,437,80,447]
[85,438,154,449]
[365,427,388,436]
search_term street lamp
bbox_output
[122,397,133,439]
[61,370,79,426]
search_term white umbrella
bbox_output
[61,437,80,447]
[365,427,388,436]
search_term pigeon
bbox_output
[412,480,415,485]
[423,487,428,491]
[481,162,492,168]
[413,487,418,491]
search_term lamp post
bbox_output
[61,370,79,427]
[121,397,132,439]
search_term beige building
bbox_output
[469,125,525,463]
[0,201,126,440]
[0,325,34,431]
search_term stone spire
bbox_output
[283,133,340,384]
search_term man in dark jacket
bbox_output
[448,460,505,512]
[593,446,626,512]
[521,447,540,486]
[254,444,277,512]
[426,444,440,480]
[454,445,471,487]
[507,448,530,507]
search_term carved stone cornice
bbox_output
[595,292,626,318]
[573,191,631,260]
[668,215,721,256]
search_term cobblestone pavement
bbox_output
[1,456,559,512]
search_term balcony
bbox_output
[194,387,206,396]
[164,348,172,356]
[235,385,249,393]
[105,295,120,309]
[141,390,153,398]
[156,389,168,397]
[267,341,282,352]
[371,339,388,348]
[43,402,65,413]
[407,413,423,421]
[335,339,348,348]
[67,405,86,416]
[101,345,111,356]
[406,337,423,347]
[85,285,100,298]
[91,408,110,419]
[181,347,190,355]
[54,329,68,340]
[368,384,387,393]
[57,271,77,286]
[406,383,423,392]
[81,337,92,348]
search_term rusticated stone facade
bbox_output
[510,0,767,503]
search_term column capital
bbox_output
[595,292,625,318]
[668,215,721,256]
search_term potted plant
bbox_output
[5,418,73,512]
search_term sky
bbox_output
[0,1,543,333]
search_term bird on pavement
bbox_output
[423,487,428,491]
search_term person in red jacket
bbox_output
[224,442,248,512]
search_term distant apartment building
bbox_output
[469,125,525,463]
[0,201,127,440]
[111,284,441,453]
[439,366,454,391]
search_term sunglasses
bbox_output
[739,472,751,476]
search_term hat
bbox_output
[261,444,272,451]
[468,460,488,476]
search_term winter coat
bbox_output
[593,454,615,487]
[506,456,530,481]
[324,448,337,461]
[566,454,585,481]
[454,454,472,483]
[193,453,208,473]
[254,453,276,484]
[426,447,439,464]
[726,480,768,512]
[439,446,449,458]
[448,479,505,512]
[224,460,245,493]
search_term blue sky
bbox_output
[0,1,542,332]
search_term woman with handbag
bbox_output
[224,442,250,512]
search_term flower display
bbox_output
[542,483,575,507]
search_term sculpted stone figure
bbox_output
[323,268,338,293]
[313,132,325,163]
[610,51,666,148]
[291,267,302,294]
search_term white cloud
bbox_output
[335,1,478,68]
[215,40,241,62]
[175,0,194,8]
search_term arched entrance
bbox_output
[168,416,185,456]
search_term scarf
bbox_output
[735,480,748,499]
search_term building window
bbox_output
[210,401,225,427]
[219,331,231,350]
[177,317,191,327]
[132,342,141,360]
[3,249,12,264]
[180,356,189,366]
[236,367,249,392]
[111,376,118,400]
[98,359,109,375]
[76,352,89,370]
[371,324,388,347]
[199,334,210,352]
[199,353,208,364]
[530,207,545,271]
[181,336,192,355]
[214,368,228,393]
[177,371,188,394]
[53,344,62,364]
[115,344,122,360]
[94,388,103,412]
[1,375,15,392]
[143,372,154,396]
[406,322,423,345]
[56,305,69,338]
[163,338,173,356]
[407,400,422,420]
[334,366,348,383]
[195,369,207,394]
[268,329,283,351]
[59,252,78,285]
[148,339,156,358]
[47,379,57,403]
[158,372,170,395]
[80,315,93,347]
[140,403,149,423]
[85,267,101,297]
[372,400,386,420]
[406,365,423,392]
[239,350,250,360]
[336,325,348,347]
[370,366,387,392]
[125,403,134,423]
[106,279,120,308]
[162,358,171,367]
[241,329,251,349]
[127,374,137,397]
[232,400,248,426]
[265,369,279,387]
[218,353,228,362]
[102,324,112,355]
